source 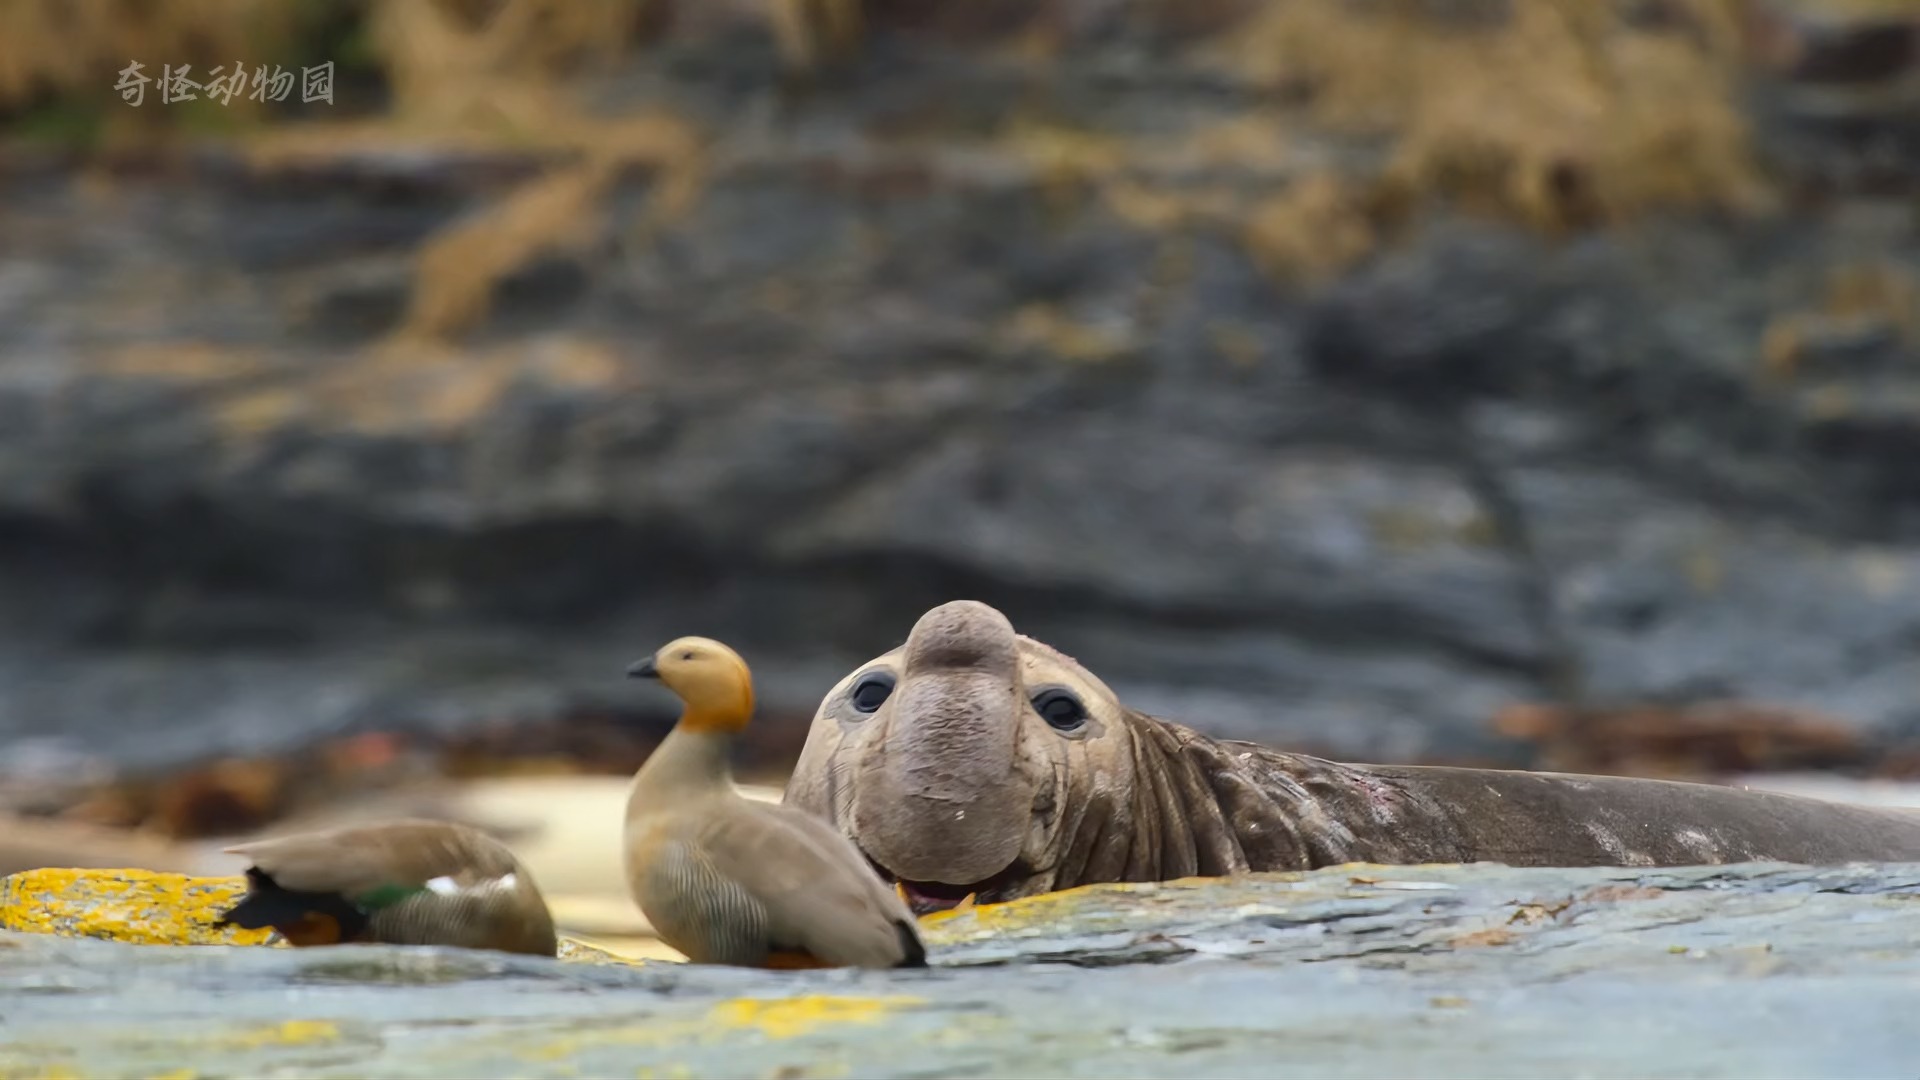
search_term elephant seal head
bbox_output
[783,599,1212,913]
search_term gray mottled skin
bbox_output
[785,600,1920,910]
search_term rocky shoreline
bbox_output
[4,860,1919,1077]
[3,1,1919,782]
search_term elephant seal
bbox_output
[785,600,1920,914]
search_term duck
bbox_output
[623,636,927,969]
[215,818,557,956]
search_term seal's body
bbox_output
[624,635,927,969]
[216,819,558,956]
[786,600,1920,914]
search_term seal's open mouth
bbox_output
[864,854,1029,917]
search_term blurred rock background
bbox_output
[2,0,1919,947]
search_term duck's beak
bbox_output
[625,656,659,679]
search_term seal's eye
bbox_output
[1032,689,1087,732]
[849,672,895,714]
[679,650,696,661]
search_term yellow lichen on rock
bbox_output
[519,994,924,1061]
[2,865,1353,960]
[707,994,925,1040]
[211,1019,341,1050]
[917,869,1407,943]
[917,875,1233,939]
[0,868,274,947]
[1,867,659,963]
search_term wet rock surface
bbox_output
[3,2,1920,775]
[3,861,1920,1078]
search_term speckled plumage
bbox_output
[623,636,926,970]
[216,819,558,957]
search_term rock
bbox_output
[1492,700,1872,778]
[1741,0,1920,196]
[0,867,652,963]
[0,867,274,947]
[1744,1,1920,86]
[3,861,1920,1077]
[3,6,1920,776]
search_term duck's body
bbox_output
[215,819,557,957]
[622,637,927,970]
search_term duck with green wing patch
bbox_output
[215,819,558,957]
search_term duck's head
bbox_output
[627,636,756,733]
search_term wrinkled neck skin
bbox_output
[1023,718,1462,888]
[1113,726,1470,871]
